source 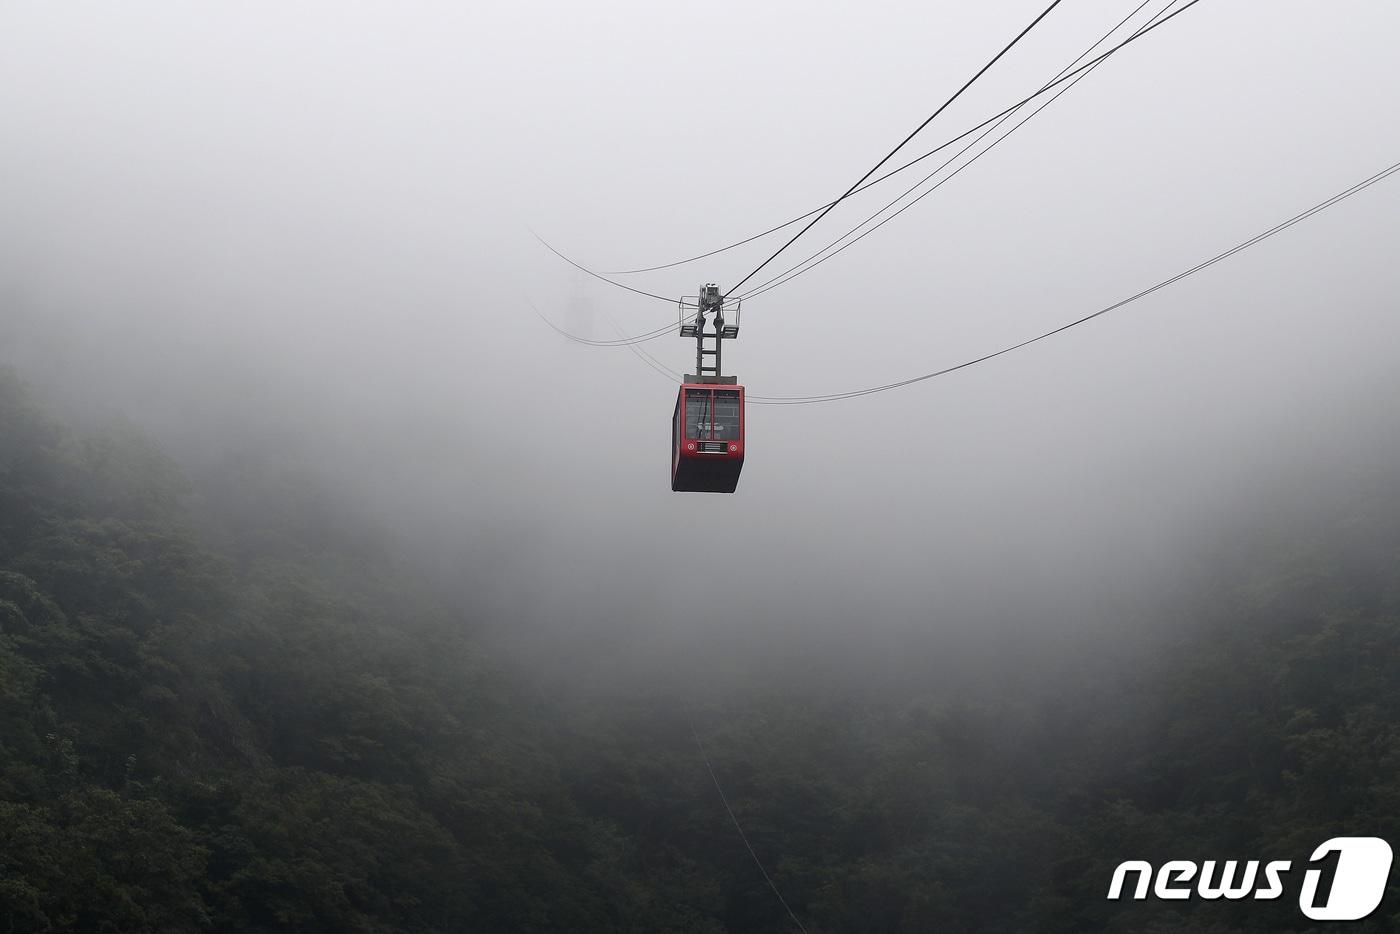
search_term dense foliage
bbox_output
[1,368,1397,932]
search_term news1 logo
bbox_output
[1107,837,1393,921]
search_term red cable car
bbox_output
[671,382,744,493]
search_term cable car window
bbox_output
[685,390,712,440]
[713,391,740,439]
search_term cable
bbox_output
[628,342,684,382]
[690,711,810,934]
[747,159,1400,405]
[598,0,1204,279]
[604,308,684,382]
[538,0,1142,354]
[529,294,687,379]
[736,0,1173,302]
[726,0,1066,296]
[733,0,1169,303]
[529,299,677,346]
[532,229,698,307]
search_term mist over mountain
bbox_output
[2,334,1399,931]
[4,1,1400,930]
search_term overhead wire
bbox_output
[534,1,1185,350]
[746,159,1400,405]
[627,341,684,382]
[603,308,685,381]
[538,0,1378,409]
[529,299,678,346]
[532,229,698,307]
[595,0,1204,279]
[624,340,684,383]
[725,0,1066,296]
[689,710,810,934]
[733,0,1172,303]
[543,161,1400,402]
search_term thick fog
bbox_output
[3,1,1399,685]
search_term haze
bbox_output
[3,0,1399,693]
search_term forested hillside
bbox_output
[2,367,1398,932]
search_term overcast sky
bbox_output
[3,1,1398,680]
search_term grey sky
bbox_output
[3,1,1398,678]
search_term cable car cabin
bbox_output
[672,383,745,493]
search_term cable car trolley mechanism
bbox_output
[671,284,744,493]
